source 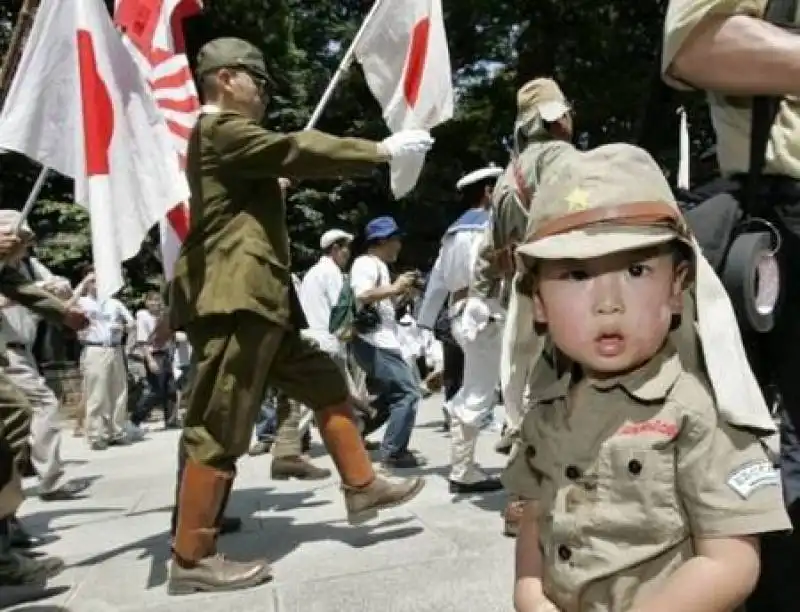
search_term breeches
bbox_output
[181,312,348,470]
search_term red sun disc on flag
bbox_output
[77,30,114,176]
[404,17,430,108]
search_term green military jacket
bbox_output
[169,110,389,329]
[0,264,67,323]
[472,139,577,305]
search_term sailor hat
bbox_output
[456,164,504,191]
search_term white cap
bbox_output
[319,229,354,250]
[456,164,504,190]
[537,99,570,123]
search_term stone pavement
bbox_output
[2,396,515,612]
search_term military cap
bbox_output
[516,78,570,128]
[517,143,691,262]
[456,164,504,190]
[0,209,34,240]
[196,37,272,83]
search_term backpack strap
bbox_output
[745,0,799,215]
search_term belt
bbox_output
[6,342,29,350]
[450,287,469,305]
[83,342,122,348]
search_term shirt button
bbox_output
[628,459,643,475]
[565,465,581,480]
[558,545,572,561]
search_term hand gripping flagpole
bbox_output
[304,0,386,130]
[0,165,50,273]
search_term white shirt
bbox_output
[299,256,343,355]
[396,313,425,364]
[77,295,133,346]
[350,254,401,352]
[173,331,192,377]
[421,328,444,371]
[417,228,487,328]
[135,309,157,344]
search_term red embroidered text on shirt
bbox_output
[617,420,679,438]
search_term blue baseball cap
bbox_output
[365,216,401,241]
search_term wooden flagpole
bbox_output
[0,0,49,233]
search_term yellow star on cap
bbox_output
[566,187,590,212]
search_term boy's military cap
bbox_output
[196,37,272,83]
[516,143,692,262]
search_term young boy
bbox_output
[503,143,790,612]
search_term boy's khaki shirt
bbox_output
[503,343,790,611]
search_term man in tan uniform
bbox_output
[471,79,578,539]
[0,229,89,585]
[166,37,430,595]
[472,78,577,449]
[663,4,800,610]
[503,143,789,612]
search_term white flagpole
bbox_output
[16,164,49,231]
[304,0,386,130]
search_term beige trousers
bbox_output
[5,347,66,494]
[81,346,128,444]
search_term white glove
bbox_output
[461,297,492,341]
[379,130,434,159]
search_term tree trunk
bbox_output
[0,0,41,110]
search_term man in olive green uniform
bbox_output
[0,229,89,585]
[663,3,800,610]
[166,37,430,595]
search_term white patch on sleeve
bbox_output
[726,460,780,499]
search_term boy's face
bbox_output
[533,245,688,379]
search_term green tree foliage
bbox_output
[0,0,715,304]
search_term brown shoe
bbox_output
[0,551,64,586]
[271,456,331,481]
[494,427,518,456]
[170,461,270,595]
[168,554,272,595]
[343,473,425,525]
[504,497,528,538]
[248,441,272,456]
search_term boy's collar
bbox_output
[536,341,682,404]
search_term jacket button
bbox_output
[565,465,581,480]
[525,446,536,459]
[558,545,572,561]
[628,459,643,475]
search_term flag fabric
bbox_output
[354,0,454,199]
[0,0,189,300]
[115,0,202,279]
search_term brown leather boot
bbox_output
[343,475,425,525]
[503,496,528,538]
[271,456,331,481]
[168,461,272,596]
[317,403,425,525]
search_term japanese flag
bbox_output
[355,0,454,199]
[0,0,188,299]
